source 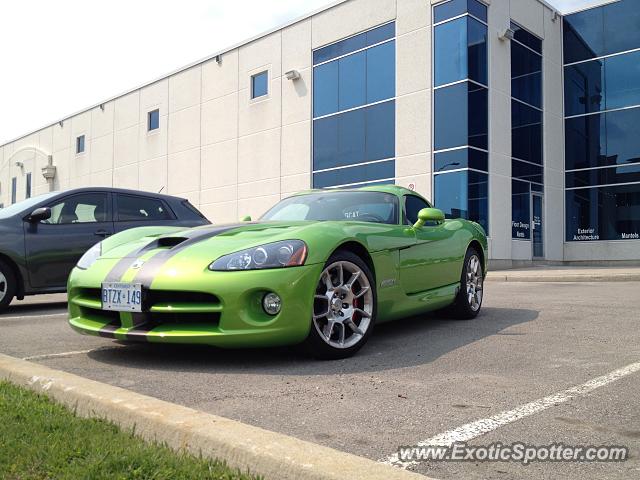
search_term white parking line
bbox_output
[382,361,640,469]
[22,347,117,361]
[0,312,67,321]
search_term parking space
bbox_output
[1,282,639,479]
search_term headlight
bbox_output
[209,240,307,271]
[76,242,102,270]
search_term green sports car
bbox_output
[68,185,487,359]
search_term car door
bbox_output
[398,195,460,294]
[24,192,114,289]
[113,193,178,233]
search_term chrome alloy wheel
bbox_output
[312,261,373,349]
[0,271,7,303]
[466,254,483,312]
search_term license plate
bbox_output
[101,282,142,312]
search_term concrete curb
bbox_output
[0,353,429,480]
[486,272,640,283]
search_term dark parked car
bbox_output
[0,187,209,310]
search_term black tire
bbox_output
[302,250,377,360]
[0,259,17,311]
[448,247,484,320]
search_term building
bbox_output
[1,0,639,266]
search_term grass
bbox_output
[0,381,261,480]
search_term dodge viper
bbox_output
[68,185,487,358]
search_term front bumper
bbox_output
[68,262,323,348]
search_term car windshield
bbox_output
[0,192,59,220]
[261,191,399,225]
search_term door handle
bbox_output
[94,229,112,237]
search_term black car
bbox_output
[0,187,209,310]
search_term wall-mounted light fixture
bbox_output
[99,103,105,111]
[498,27,515,41]
[285,69,301,81]
[58,120,64,127]
[215,54,222,65]
[15,161,24,169]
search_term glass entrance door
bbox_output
[532,193,543,258]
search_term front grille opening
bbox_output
[146,290,220,305]
[79,306,120,324]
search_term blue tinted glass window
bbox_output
[603,0,640,57]
[339,109,366,166]
[435,82,488,150]
[434,0,466,23]
[467,17,488,85]
[511,22,542,54]
[435,82,467,150]
[313,61,339,117]
[26,173,31,199]
[511,42,542,108]
[434,170,488,232]
[566,163,640,189]
[313,114,338,170]
[531,183,543,192]
[313,102,395,171]
[566,183,640,241]
[564,59,604,116]
[339,52,366,110]
[313,32,366,65]
[512,100,542,164]
[512,159,543,184]
[512,179,531,239]
[606,107,640,166]
[563,7,604,64]
[434,17,467,86]
[366,101,395,161]
[76,135,85,154]
[148,109,159,131]
[11,177,16,204]
[313,160,395,188]
[434,148,488,172]
[467,0,487,23]
[468,83,488,149]
[434,17,487,87]
[604,51,640,111]
[366,41,395,103]
[565,113,605,170]
[366,22,395,46]
[251,71,268,98]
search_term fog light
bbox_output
[262,293,281,315]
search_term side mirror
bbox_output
[27,207,51,223]
[413,208,444,229]
[240,215,252,222]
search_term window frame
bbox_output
[42,192,112,225]
[25,173,31,199]
[114,194,176,222]
[76,134,85,154]
[147,109,160,132]
[403,194,432,226]
[250,70,269,100]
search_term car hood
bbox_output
[99,219,402,266]
[101,221,319,260]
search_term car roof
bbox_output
[45,187,186,202]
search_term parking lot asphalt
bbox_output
[1,282,639,479]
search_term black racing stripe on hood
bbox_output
[103,223,253,284]
[131,223,253,288]
[104,246,148,283]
